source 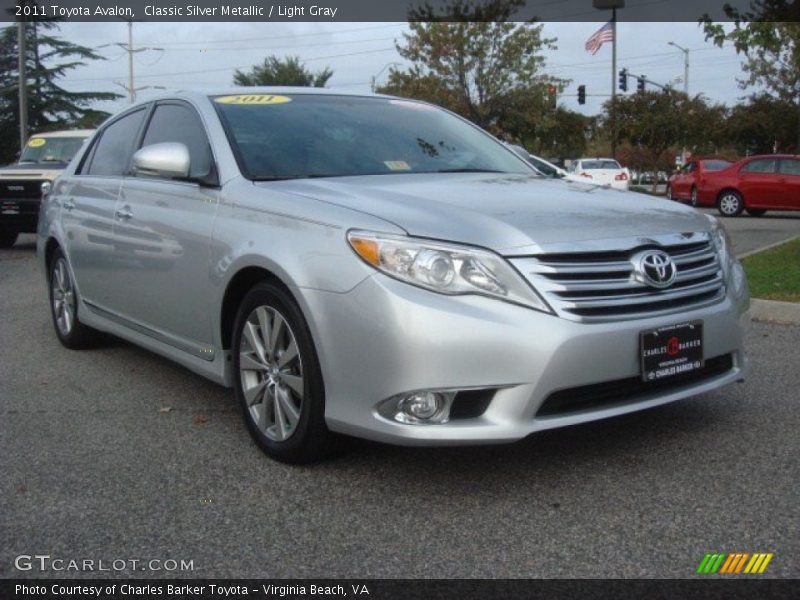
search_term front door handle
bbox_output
[115,205,134,221]
[62,198,75,211]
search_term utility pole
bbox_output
[594,0,625,160]
[98,21,163,104]
[17,21,28,150]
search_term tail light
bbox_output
[580,172,593,179]
[615,172,629,181]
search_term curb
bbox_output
[737,235,799,260]
[750,298,800,326]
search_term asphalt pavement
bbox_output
[1,216,799,579]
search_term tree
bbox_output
[233,56,333,87]
[702,1,800,151]
[725,93,799,155]
[376,0,564,139]
[0,22,118,165]
[607,91,727,191]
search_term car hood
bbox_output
[263,172,711,255]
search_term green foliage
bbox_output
[377,0,571,155]
[233,56,333,88]
[0,23,119,165]
[726,93,799,155]
[605,91,727,188]
[701,1,800,149]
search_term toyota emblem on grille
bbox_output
[633,250,677,289]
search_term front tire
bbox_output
[0,231,18,248]
[666,185,673,201]
[718,190,744,217]
[232,281,332,464]
[49,248,99,349]
[690,186,699,207]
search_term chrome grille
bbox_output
[510,237,726,322]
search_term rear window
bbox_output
[581,160,621,170]
[701,160,732,171]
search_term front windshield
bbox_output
[19,136,87,164]
[213,94,532,180]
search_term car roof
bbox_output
[742,154,798,159]
[576,157,619,162]
[30,129,95,138]
[142,87,397,105]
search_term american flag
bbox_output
[585,21,614,55]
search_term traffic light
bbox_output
[548,84,557,108]
[618,69,628,92]
[577,85,586,105]
[637,76,646,92]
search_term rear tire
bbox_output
[746,208,767,217]
[49,248,100,349]
[232,281,333,464]
[666,185,673,201]
[718,190,744,217]
[690,186,698,207]
[0,231,18,248]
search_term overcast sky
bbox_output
[52,21,751,117]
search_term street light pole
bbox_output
[594,0,625,160]
[668,41,689,96]
[127,20,134,103]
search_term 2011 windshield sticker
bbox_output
[27,138,46,147]
[214,95,292,105]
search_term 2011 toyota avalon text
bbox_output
[37,89,751,463]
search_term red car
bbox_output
[667,158,733,206]
[694,154,800,217]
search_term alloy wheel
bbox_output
[51,258,76,337]
[239,305,304,442]
[719,193,741,216]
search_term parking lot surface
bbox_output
[2,215,799,578]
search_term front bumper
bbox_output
[300,271,750,446]
[0,197,40,233]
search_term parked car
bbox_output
[694,154,800,217]
[0,130,94,248]
[569,158,631,190]
[505,144,586,183]
[38,89,750,463]
[667,159,733,206]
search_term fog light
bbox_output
[399,391,441,420]
[377,390,454,424]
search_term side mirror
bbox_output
[132,143,190,179]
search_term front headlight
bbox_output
[347,230,552,313]
[706,214,733,281]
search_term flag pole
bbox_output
[611,7,617,160]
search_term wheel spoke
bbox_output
[261,384,275,431]
[255,307,272,358]
[277,339,298,368]
[277,387,300,428]
[243,322,268,365]
[269,313,284,357]
[239,351,266,372]
[273,388,288,439]
[243,378,267,407]
[281,373,304,399]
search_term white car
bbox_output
[569,158,631,191]
[505,144,587,184]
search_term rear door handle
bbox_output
[115,205,133,220]
[62,199,75,211]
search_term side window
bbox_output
[87,109,147,176]
[778,159,800,176]
[740,158,777,174]
[140,104,212,179]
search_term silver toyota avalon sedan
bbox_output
[38,89,750,463]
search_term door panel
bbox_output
[110,179,218,348]
[60,177,121,308]
[777,159,800,209]
[738,158,780,207]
